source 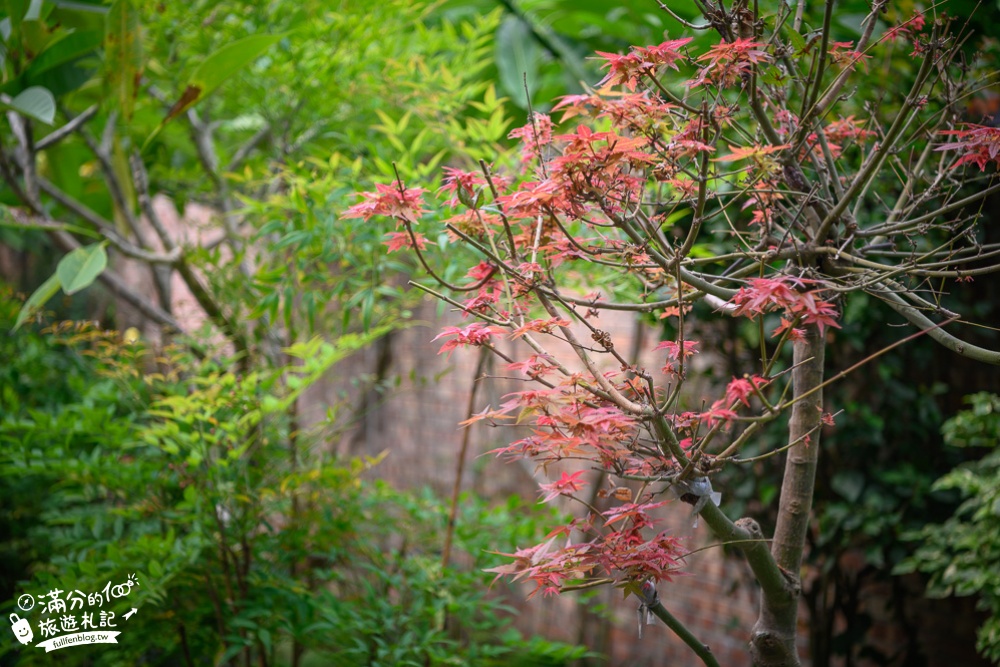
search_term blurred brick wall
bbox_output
[309,295,810,665]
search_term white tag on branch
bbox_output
[672,476,722,528]
[637,580,659,639]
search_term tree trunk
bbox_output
[750,327,826,666]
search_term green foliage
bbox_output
[14,242,107,329]
[437,0,672,111]
[3,0,514,337]
[0,291,585,665]
[896,394,1000,664]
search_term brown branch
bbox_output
[442,348,489,568]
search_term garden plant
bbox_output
[350,1,1000,664]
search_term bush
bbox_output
[0,291,585,666]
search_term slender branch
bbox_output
[36,176,180,264]
[127,152,251,357]
[642,591,721,667]
[757,326,825,666]
[226,123,272,173]
[870,285,1000,364]
[442,348,489,568]
[36,105,99,150]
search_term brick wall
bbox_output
[316,296,811,665]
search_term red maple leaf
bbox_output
[432,323,505,358]
[383,230,427,254]
[539,471,588,503]
[725,375,771,407]
[343,181,427,223]
[937,125,1000,171]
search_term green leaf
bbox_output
[784,26,807,53]
[831,470,865,503]
[3,86,56,124]
[13,271,60,330]
[27,29,102,77]
[143,33,283,149]
[5,0,30,32]
[104,0,142,120]
[56,242,107,295]
[20,18,53,57]
[259,629,272,654]
[495,16,539,108]
[24,0,42,21]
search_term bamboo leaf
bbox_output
[143,33,283,149]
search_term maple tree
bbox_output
[350,3,1000,666]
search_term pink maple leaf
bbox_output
[539,471,588,503]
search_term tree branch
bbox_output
[35,105,99,151]
[869,284,1000,365]
[35,176,180,264]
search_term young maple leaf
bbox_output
[594,51,648,92]
[539,470,587,503]
[383,230,427,254]
[432,323,505,358]
[552,92,603,121]
[698,38,771,66]
[937,125,1000,171]
[733,277,842,336]
[884,11,925,42]
[459,404,515,427]
[701,401,739,429]
[509,112,554,163]
[507,355,559,379]
[654,339,699,361]
[827,41,872,70]
[691,38,772,88]
[511,318,572,339]
[788,290,842,335]
[602,501,669,529]
[725,375,770,407]
[594,38,692,91]
[713,143,789,162]
[825,116,877,147]
[343,181,427,223]
[730,276,800,317]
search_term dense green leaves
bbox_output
[0,1,585,664]
[0,303,583,664]
[898,394,1000,664]
[145,32,283,147]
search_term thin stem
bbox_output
[646,599,721,667]
[442,349,489,568]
